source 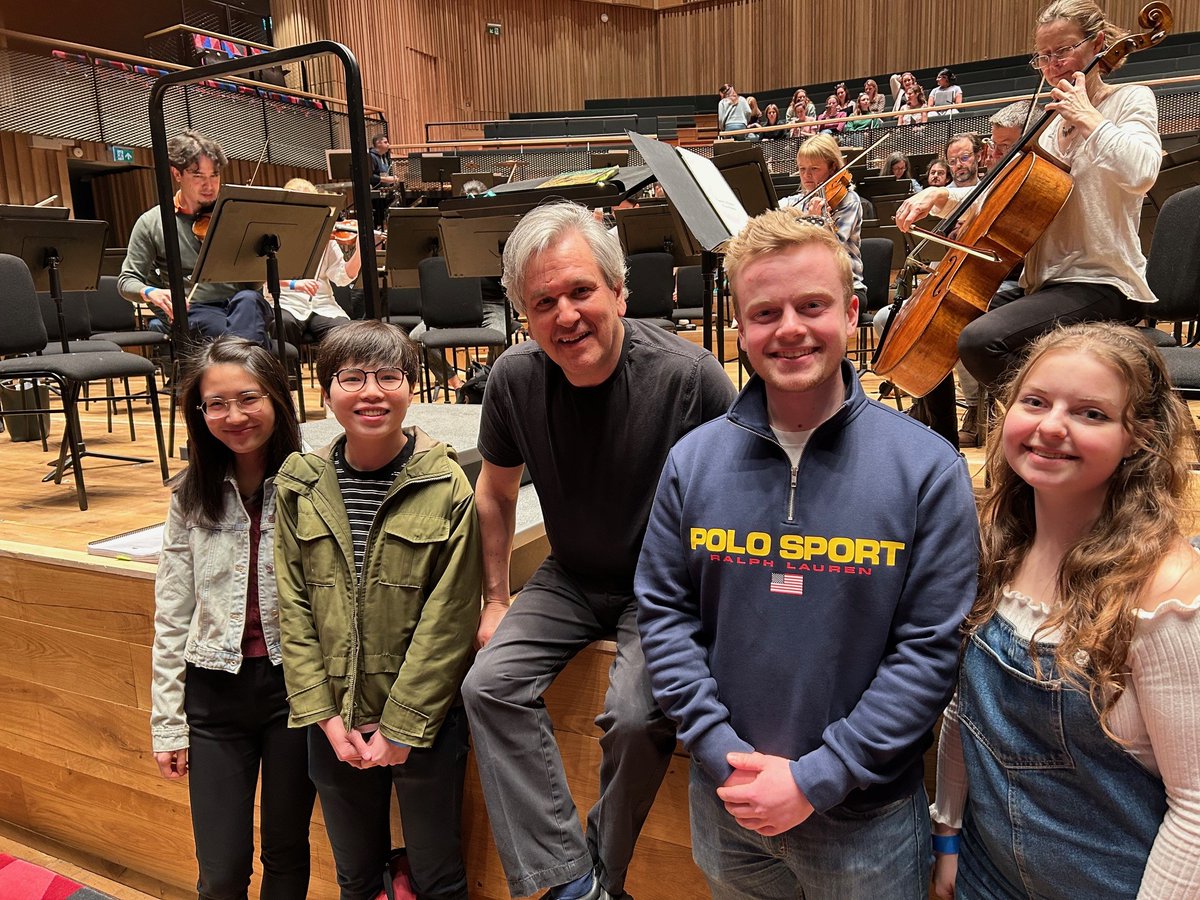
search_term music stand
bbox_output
[386,208,442,289]
[192,184,341,370]
[590,151,630,169]
[711,143,778,217]
[326,149,354,183]
[614,203,699,265]
[419,154,461,192]
[438,215,522,279]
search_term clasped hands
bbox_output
[320,714,411,769]
[717,751,815,836]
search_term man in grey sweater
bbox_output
[118,130,268,344]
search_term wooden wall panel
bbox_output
[655,0,1200,98]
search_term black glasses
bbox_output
[198,393,267,419]
[333,367,407,391]
[1029,35,1094,70]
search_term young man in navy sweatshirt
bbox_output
[635,210,978,899]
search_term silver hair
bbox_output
[500,200,627,314]
[989,99,1034,130]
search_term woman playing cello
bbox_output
[893,0,1162,447]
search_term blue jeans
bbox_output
[148,289,269,346]
[689,763,931,900]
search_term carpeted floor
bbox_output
[0,855,115,900]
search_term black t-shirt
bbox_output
[478,318,735,590]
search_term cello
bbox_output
[873,2,1172,397]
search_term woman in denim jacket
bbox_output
[151,337,315,899]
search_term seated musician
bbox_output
[118,130,269,345]
[779,134,867,305]
[265,178,358,346]
[368,132,400,228]
[891,0,1161,450]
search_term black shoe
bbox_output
[538,874,602,900]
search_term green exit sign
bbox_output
[486,22,502,35]
[110,146,135,163]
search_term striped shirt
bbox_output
[332,438,415,579]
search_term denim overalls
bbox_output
[955,614,1166,899]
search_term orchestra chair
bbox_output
[0,253,168,510]
[852,237,896,371]
[415,256,506,403]
[624,252,676,331]
[383,286,423,332]
[672,265,705,327]
[1138,185,1200,349]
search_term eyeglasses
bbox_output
[1029,35,1094,70]
[198,393,267,419]
[333,367,408,391]
[950,152,977,164]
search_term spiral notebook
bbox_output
[87,522,165,563]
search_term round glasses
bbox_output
[1029,35,1094,70]
[333,367,408,391]
[198,393,266,419]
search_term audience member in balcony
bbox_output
[817,95,847,135]
[119,130,269,346]
[890,71,918,112]
[930,68,964,115]
[787,105,818,138]
[780,134,867,304]
[834,82,856,118]
[152,337,313,900]
[266,178,357,347]
[881,152,923,194]
[845,93,881,132]
[752,103,784,140]
[926,157,953,188]
[899,84,929,125]
[786,88,817,123]
[864,78,887,114]
[718,83,753,139]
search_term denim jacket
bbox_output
[150,474,281,752]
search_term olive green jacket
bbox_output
[273,428,482,747]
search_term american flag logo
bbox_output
[769,573,804,596]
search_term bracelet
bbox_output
[932,833,960,855]
[142,286,154,298]
[289,279,296,290]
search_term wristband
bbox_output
[932,833,960,855]
[142,286,154,298]
[289,279,296,290]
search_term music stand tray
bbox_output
[419,155,462,185]
[615,203,699,265]
[439,215,522,279]
[386,208,443,289]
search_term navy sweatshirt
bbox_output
[635,363,979,812]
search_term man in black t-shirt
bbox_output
[461,202,734,900]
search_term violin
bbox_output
[330,220,359,246]
[175,191,213,241]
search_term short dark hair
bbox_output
[371,132,390,148]
[167,130,227,173]
[938,68,957,83]
[946,132,983,156]
[175,337,300,525]
[316,320,420,393]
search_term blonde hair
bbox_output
[1035,0,1129,69]
[972,322,1196,737]
[795,133,845,171]
[723,209,852,315]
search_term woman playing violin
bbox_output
[893,0,1161,447]
[779,134,867,304]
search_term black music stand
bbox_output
[711,143,779,217]
[0,214,156,475]
[627,130,749,359]
[386,208,443,289]
[438,215,522,279]
[614,202,699,265]
[192,185,340,370]
[419,155,461,193]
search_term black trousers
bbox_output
[307,705,471,900]
[184,659,315,900]
[280,309,349,346]
[922,281,1137,444]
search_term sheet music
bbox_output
[677,147,749,238]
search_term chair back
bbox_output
[859,196,877,221]
[1146,184,1200,322]
[625,252,675,320]
[675,265,704,310]
[86,275,138,332]
[38,290,94,341]
[388,286,423,317]
[417,257,484,328]
[860,237,894,315]
[0,254,50,354]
